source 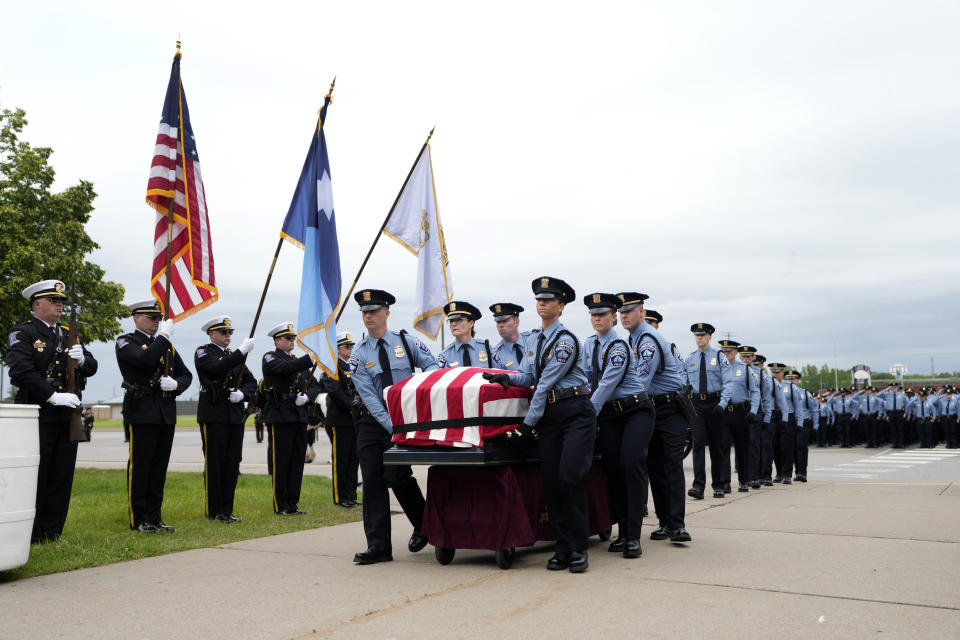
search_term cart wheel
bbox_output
[598,527,612,541]
[495,548,515,570]
[435,546,456,565]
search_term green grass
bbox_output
[92,416,255,429]
[1,468,361,582]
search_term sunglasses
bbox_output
[138,313,163,321]
[46,297,68,304]
[216,329,235,335]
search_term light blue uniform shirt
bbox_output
[760,369,778,423]
[830,395,855,416]
[685,347,724,394]
[860,393,882,416]
[819,400,834,424]
[627,321,687,395]
[510,319,587,427]
[877,389,907,412]
[774,378,796,417]
[790,384,810,423]
[907,396,939,420]
[437,337,490,368]
[583,329,645,415]
[349,330,439,431]
[490,330,539,372]
[718,359,760,413]
[948,396,958,418]
[796,387,818,429]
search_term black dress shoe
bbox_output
[547,553,571,570]
[723,483,732,494]
[773,476,783,483]
[215,514,234,524]
[608,537,625,553]
[568,550,589,573]
[750,481,761,489]
[782,478,792,485]
[292,508,306,515]
[688,487,704,500]
[738,483,749,492]
[353,545,393,564]
[154,521,175,532]
[713,490,725,498]
[796,474,807,483]
[408,532,428,553]
[623,539,642,558]
[339,500,358,508]
[670,528,692,543]
[650,526,671,540]
[227,514,241,523]
[136,522,159,533]
[762,479,774,487]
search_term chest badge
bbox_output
[394,345,405,358]
[33,339,45,352]
[142,344,149,350]
[527,351,534,357]
[710,358,717,366]
[478,351,487,363]
[736,369,742,377]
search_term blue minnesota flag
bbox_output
[281,97,342,378]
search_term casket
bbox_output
[387,367,532,448]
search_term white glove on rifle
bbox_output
[68,344,85,366]
[229,390,245,403]
[159,376,178,392]
[157,319,175,340]
[295,393,308,406]
[47,392,81,408]
[238,337,255,355]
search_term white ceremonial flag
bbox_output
[382,144,453,339]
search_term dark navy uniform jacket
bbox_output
[261,348,320,424]
[195,343,257,424]
[116,330,192,425]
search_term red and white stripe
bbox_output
[387,367,532,448]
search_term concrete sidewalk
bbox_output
[2,480,958,639]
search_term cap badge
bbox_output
[494,305,501,313]
[55,282,65,294]
[541,277,549,289]
[223,318,232,328]
[344,334,351,342]
[287,324,294,333]
[592,294,601,303]
[697,323,703,329]
[617,294,625,302]
[363,291,371,302]
[450,302,457,311]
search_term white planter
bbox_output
[0,404,40,571]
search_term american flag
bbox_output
[145,49,217,319]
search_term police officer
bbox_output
[831,388,854,448]
[582,293,651,559]
[261,322,321,515]
[644,310,662,330]
[619,292,692,543]
[116,299,192,532]
[7,280,98,543]
[765,363,792,483]
[488,303,538,371]
[731,345,762,491]
[816,393,834,447]
[754,355,777,486]
[715,342,759,494]
[787,370,816,482]
[350,289,438,565]
[860,387,882,448]
[777,367,805,485]
[194,315,257,523]
[320,331,361,507]
[485,277,594,572]
[685,323,724,500]
[437,301,491,367]
[908,389,939,448]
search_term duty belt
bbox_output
[603,392,650,414]
[354,405,372,418]
[546,385,590,404]
[726,401,750,412]
[694,391,722,402]
[649,392,679,407]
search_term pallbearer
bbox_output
[488,303,538,371]
[194,315,256,523]
[261,322,320,515]
[437,301,491,367]
[582,293,652,559]
[350,289,439,565]
[7,280,98,543]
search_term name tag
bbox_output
[365,361,375,369]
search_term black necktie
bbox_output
[378,339,393,386]
[790,386,796,411]
[698,352,707,394]
[514,343,523,364]
[591,343,600,391]
[462,344,472,367]
[894,394,898,410]
[535,332,546,379]
[148,335,155,345]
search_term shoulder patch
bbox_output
[608,344,627,368]
[554,340,574,364]
[116,337,128,349]
[264,353,274,362]
[416,338,430,354]
[638,341,657,362]
[348,354,360,373]
[438,354,447,367]
[197,348,208,358]
[8,331,19,347]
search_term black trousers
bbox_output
[778,417,796,479]
[918,419,935,448]
[357,416,425,548]
[32,422,78,543]
[772,421,783,478]
[795,421,811,475]
[837,414,852,447]
[946,417,959,448]
[538,396,596,554]
[269,422,307,513]
[648,405,687,531]
[202,422,244,517]
[760,422,774,481]
[864,415,879,447]
[329,420,359,504]
[598,402,654,541]
[722,408,750,486]
[127,423,175,528]
[690,399,722,491]
[888,411,905,447]
[748,419,762,483]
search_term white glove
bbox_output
[159,376,178,392]
[238,337,255,355]
[157,319,175,339]
[295,393,308,406]
[68,344,86,365]
[229,390,245,403]
[47,392,81,408]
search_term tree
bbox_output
[0,107,126,363]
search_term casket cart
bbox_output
[381,367,614,569]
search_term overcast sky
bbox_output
[2,1,958,401]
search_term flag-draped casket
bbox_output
[387,368,532,447]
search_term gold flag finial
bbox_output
[326,76,336,99]
[175,35,182,58]
[426,126,436,144]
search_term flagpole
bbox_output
[161,37,181,377]
[336,126,435,322]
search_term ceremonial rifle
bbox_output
[66,282,87,442]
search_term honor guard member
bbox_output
[350,289,439,565]
[262,322,320,515]
[484,277,594,572]
[582,293,652,559]
[735,345,763,489]
[488,303,538,371]
[619,292,692,543]
[437,301,492,367]
[787,370,815,482]
[715,342,759,494]
[320,331,361,507]
[766,363,791,482]
[644,310,662,330]
[116,299,192,532]
[7,280,98,543]
[195,316,257,523]
[685,323,725,499]
[754,354,777,486]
